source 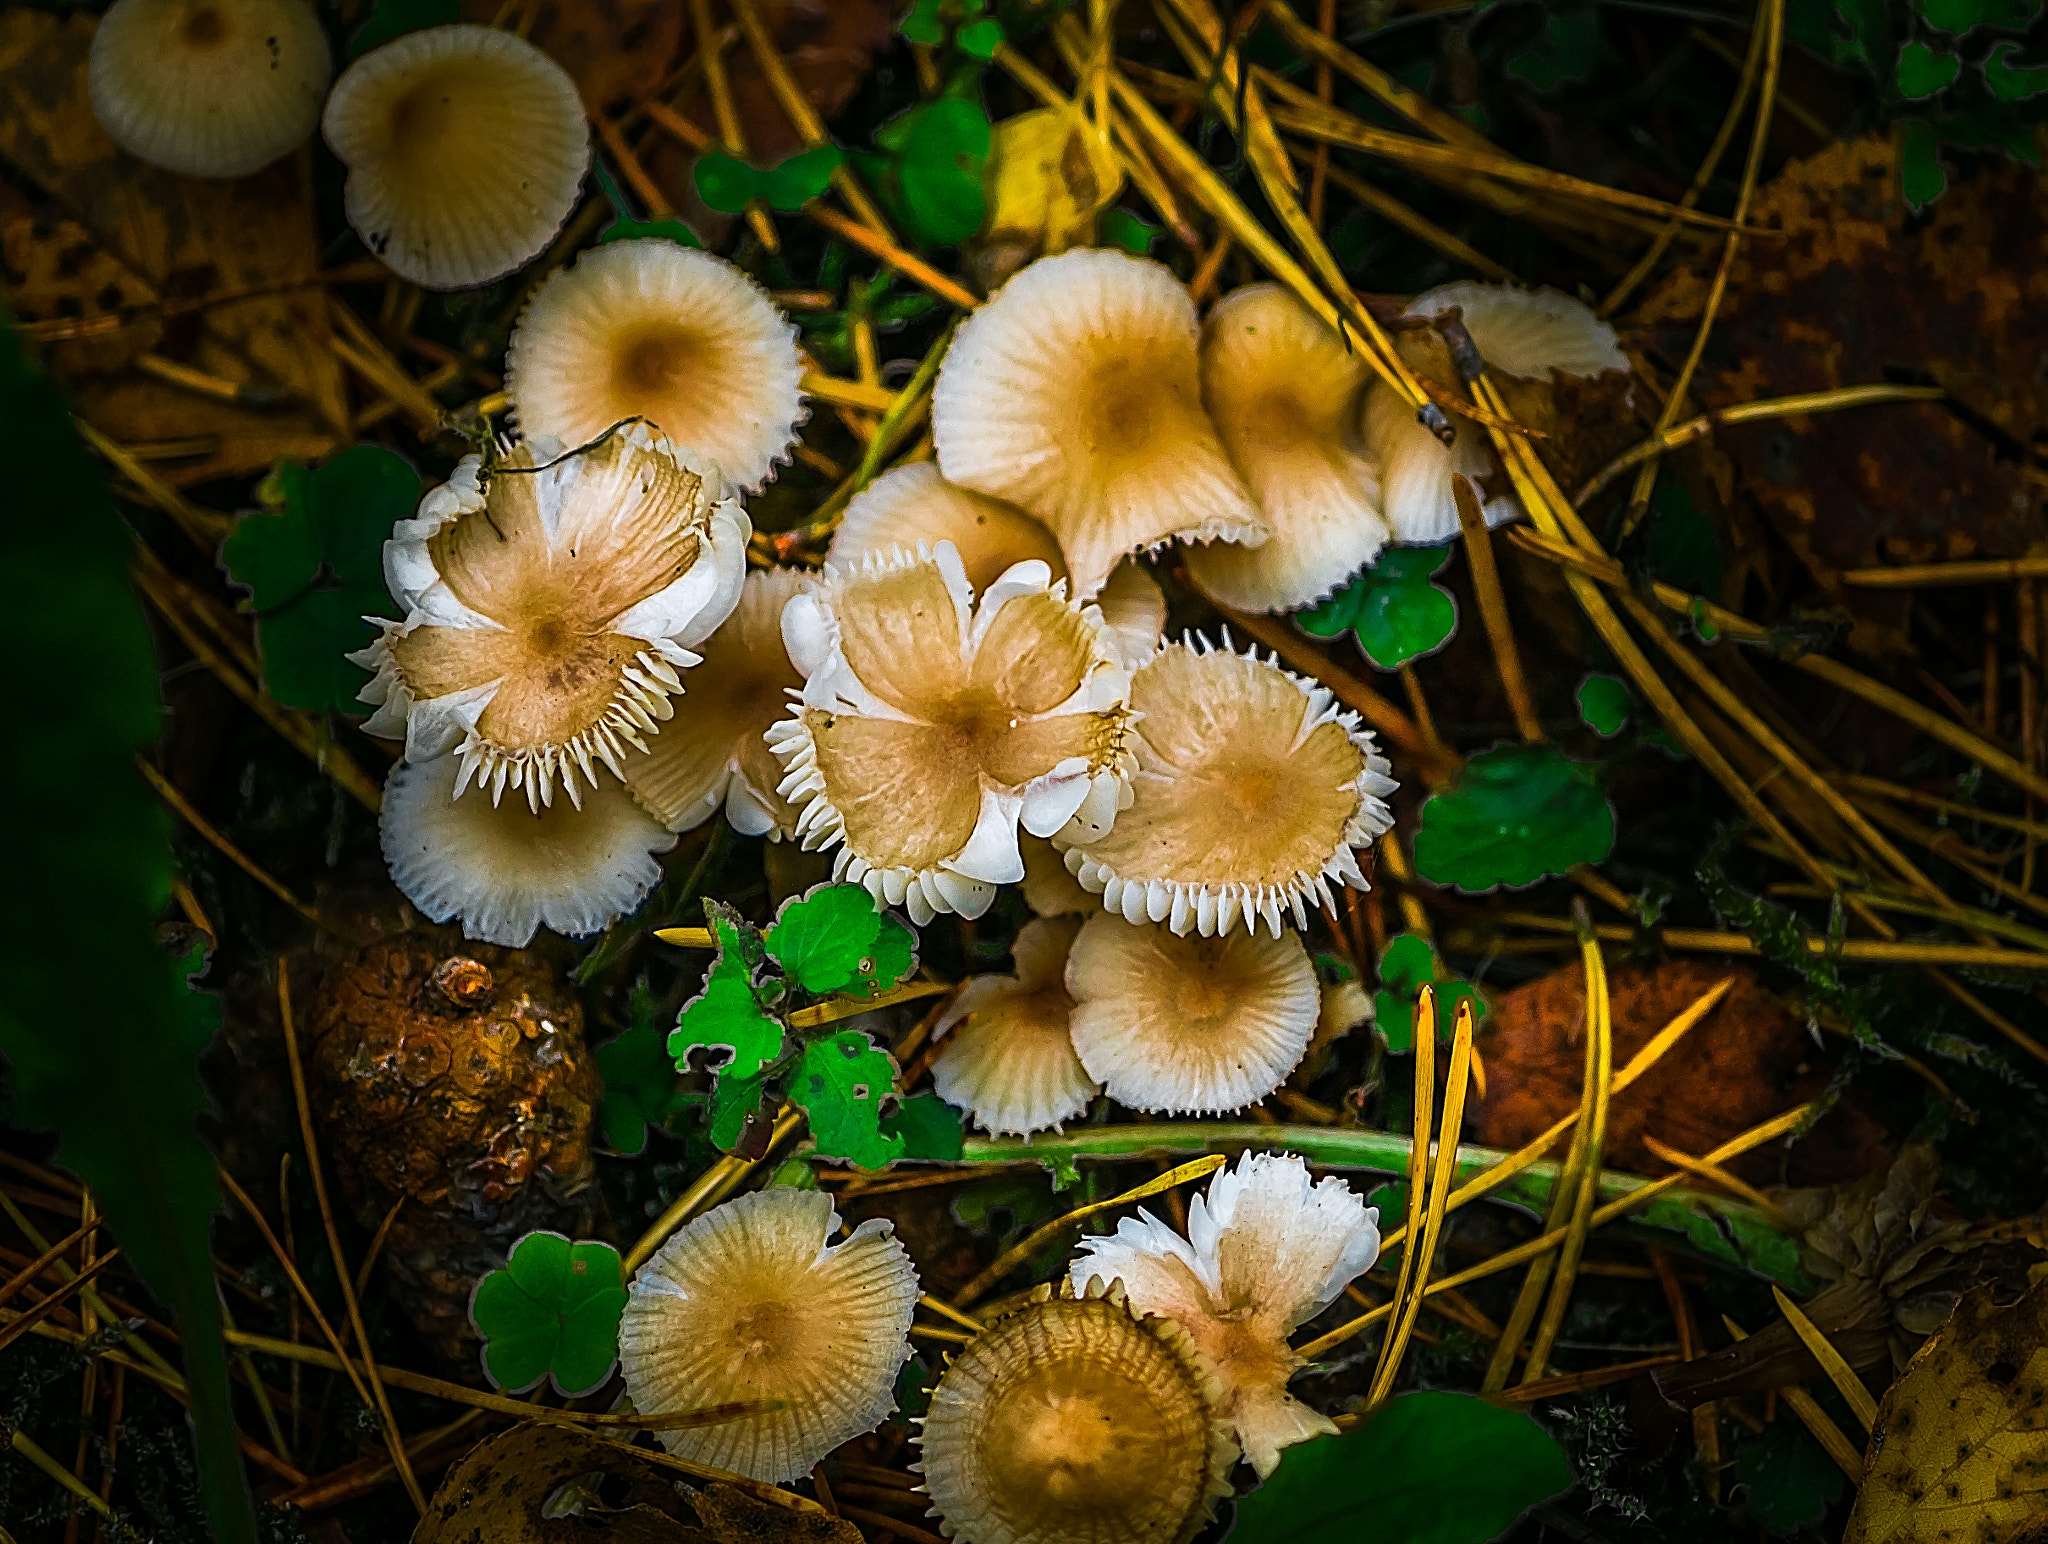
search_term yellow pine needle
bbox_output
[1724,1316,1865,1480]
[1772,1285,1880,1432]
[654,926,717,947]
[1370,985,1438,1393]
[1841,555,2048,588]
[919,1294,986,1334]
[625,1106,806,1273]
[787,981,952,1028]
[1453,474,1542,743]
[1639,1135,1796,1230]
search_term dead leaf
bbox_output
[461,0,686,114]
[966,103,1124,293]
[1845,1280,2048,1544]
[1,212,161,375]
[414,1422,708,1543]
[691,1485,864,1542]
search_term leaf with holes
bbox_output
[1297,547,1458,670]
[766,883,915,998]
[470,1232,627,1398]
[789,1031,903,1169]
[882,1092,964,1160]
[668,908,783,1081]
[1413,744,1615,891]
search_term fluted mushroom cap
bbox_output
[619,1188,919,1484]
[932,247,1267,598]
[1069,1151,1381,1478]
[508,240,806,493]
[322,24,589,289]
[89,0,332,178]
[831,462,1067,595]
[931,915,1098,1137]
[917,1284,1235,1544]
[1185,284,1388,612]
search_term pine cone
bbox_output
[306,931,605,1367]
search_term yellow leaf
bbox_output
[972,104,1123,283]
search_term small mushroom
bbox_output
[508,241,807,494]
[379,751,675,947]
[1059,637,1397,937]
[623,566,811,840]
[1064,911,1319,1114]
[89,0,332,178]
[618,1187,919,1484]
[831,462,1067,595]
[353,424,750,810]
[767,543,1132,925]
[932,247,1267,599]
[322,24,589,289]
[931,915,1099,1137]
[1069,1151,1381,1478]
[1019,833,1096,918]
[916,1282,1235,1544]
[1185,284,1388,613]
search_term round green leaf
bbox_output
[793,1031,903,1169]
[883,1092,965,1160]
[761,145,845,210]
[957,17,1005,58]
[1900,121,1948,207]
[505,1229,573,1303]
[1100,207,1159,254]
[767,883,885,995]
[695,150,767,214]
[892,97,992,246]
[1576,673,1632,737]
[1896,40,1962,98]
[1412,743,1615,891]
[1372,933,1487,1053]
[1298,548,1457,670]
[471,1266,560,1394]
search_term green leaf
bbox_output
[1413,743,1615,891]
[1984,41,2048,100]
[603,217,703,247]
[349,0,461,57]
[865,96,993,246]
[1919,0,2035,31]
[883,1092,966,1160]
[1739,1418,1848,1534]
[1896,40,1962,96]
[695,150,766,214]
[595,983,680,1155]
[709,1070,769,1151]
[223,444,418,712]
[1297,547,1457,670]
[790,1031,903,1169]
[1230,1391,1573,1544]
[901,0,949,45]
[471,1232,626,1397]
[0,329,254,1542]
[766,883,916,998]
[1643,480,1722,596]
[1100,207,1159,254]
[1577,674,1632,737]
[1506,10,1604,92]
[957,17,1006,58]
[1900,120,1949,207]
[762,144,845,209]
[670,912,784,1080]
[1372,933,1487,1054]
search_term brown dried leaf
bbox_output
[1,213,160,374]
[461,0,686,114]
[690,1485,865,1543]
[415,1422,709,1543]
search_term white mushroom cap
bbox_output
[1406,281,1629,381]
[380,750,675,947]
[624,566,811,840]
[322,24,590,289]
[618,1188,919,1485]
[1069,1151,1381,1478]
[1059,637,1397,938]
[1095,559,1168,667]
[933,247,1267,599]
[1064,912,1318,1114]
[831,462,1066,595]
[1185,284,1388,612]
[931,915,1099,1137]
[89,0,332,178]
[508,241,806,494]
[768,543,1133,926]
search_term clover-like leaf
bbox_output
[696,146,844,214]
[668,909,783,1081]
[1576,674,1632,738]
[1900,121,1949,207]
[1372,933,1487,1054]
[957,16,1005,58]
[223,445,418,712]
[1984,41,2048,100]
[596,983,680,1155]
[881,1092,965,1161]
[1297,547,1458,671]
[1896,40,1961,97]
[1100,207,1159,254]
[1412,743,1615,891]
[348,0,460,57]
[789,1031,903,1169]
[857,94,992,247]
[766,883,916,998]
[470,1232,627,1398]
[1919,0,2035,32]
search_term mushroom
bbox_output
[1064,912,1318,1114]
[89,0,332,178]
[931,915,1099,1137]
[932,247,1267,599]
[916,1282,1235,1544]
[624,566,810,840]
[1184,284,1388,612]
[352,423,751,810]
[1069,1151,1381,1479]
[322,24,589,289]
[618,1187,919,1484]
[1364,282,1629,544]
[1019,833,1096,918]
[380,751,675,947]
[1058,638,1396,937]
[507,240,807,494]
[767,543,1132,925]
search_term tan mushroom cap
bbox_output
[1064,912,1318,1114]
[353,424,750,810]
[380,750,675,947]
[618,1187,919,1484]
[1059,639,1396,937]
[89,0,332,178]
[931,915,1098,1136]
[625,566,809,840]
[932,247,1267,599]
[322,24,589,289]
[917,1284,1235,1544]
[1185,284,1388,612]
[508,241,806,493]
[1019,833,1096,918]
[769,544,1133,925]
[831,462,1067,595]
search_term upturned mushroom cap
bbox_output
[380,750,675,947]
[353,423,751,809]
[1185,284,1388,612]
[1064,912,1318,1114]
[932,247,1267,599]
[322,24,589,289]
[618,1187,919,1484]
[1019,833,1097,918]
[917,1284,1235,1544]
[1068,1152,1381,1479]
[1059,638,1396,937]
[831,462,1067,595]
[507,241,806,493]
[768,543,1133,926]
[931,915,1098,1137]
[89,0,332,178]
[624,566,810,839]
[1406,281,1629,381]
